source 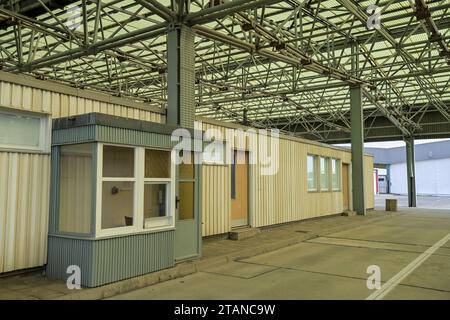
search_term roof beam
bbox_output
[134,0,177,21]
[185,0,284,25]
[5,21,168,72]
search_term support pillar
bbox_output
[350,85,366,215]
[167,25,195,128]
[405,136,417,207]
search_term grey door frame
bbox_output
[174,154,202,261]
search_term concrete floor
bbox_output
[375,194,450,209]
[110,208,450,300]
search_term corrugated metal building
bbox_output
[0,72,374,279]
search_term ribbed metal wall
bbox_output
[180,26,195,129]
[0,81,164,122]
[364,156,375,209]
[52,126,176,150]
[250,138,355,228]
[46,236,94,286]
[92,231,174,287]
[197,120,375,234]
[0,78,164,274]
[201,165,231,236]
[0,153,50,273]
[47,231,174,287]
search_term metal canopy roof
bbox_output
[0,0,449,142]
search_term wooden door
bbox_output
[342,163,349,210]
[231,150,249,228]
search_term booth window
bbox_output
[144,149,172,229]
[0,108,50,153]
[59,143,93,234]
[178,152,195,221]
[331,158,341,191]
[320,157,330,191]
[101,145,136,230]
[307,155,318,191]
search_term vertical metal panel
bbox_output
[47,231,174,288]
[46,236,94,287]
[0,152,50,273]
[201,164,231,236]
[92,231,174,287]
[180,26,195,129]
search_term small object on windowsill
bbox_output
[124,216,133,226]
[111,186,119,195]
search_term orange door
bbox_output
[231,150,249,227]
[342,163,349,210]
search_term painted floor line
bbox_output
[366,231,450,300]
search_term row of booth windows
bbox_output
[58,143,195,238]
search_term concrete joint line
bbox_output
[366,231,450,300]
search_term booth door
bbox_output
[175,154,200,261]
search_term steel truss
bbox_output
[0,0,449,142]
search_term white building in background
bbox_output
[365,140,450,196]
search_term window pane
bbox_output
[144,184,167,220]
[59,144,92,234]
[179,152,194,180]
[0,112,40,148]
[145,149,170,178]
[179,182,194,220]
[101,181,134,229]
[332,159,340,190]
[307,155,317,191]
[320,157,329,191]
[103,145,134,177]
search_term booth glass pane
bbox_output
[179,152,194,180]
[144,184,167,218]
[103,145,134,177]
[145,149,170,178]
[59,144,93,234]
[143,184,169,228]
[179,182,194,220]
[101,181,134,229]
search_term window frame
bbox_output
[95,143,175,238]
[0,107,51,153]
[143,147,174,229]
[307,154,319,192]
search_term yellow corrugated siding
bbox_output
[197,119,375,234]
[365,156,375,209]
[201,164,231,236]
[0,79,165,273]
[0,81,164,122]
[0,153,50,273]
[251,137,355,228]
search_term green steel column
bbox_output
[167,26,195,129]
[350,85,366,215]
[405,136,417,207]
